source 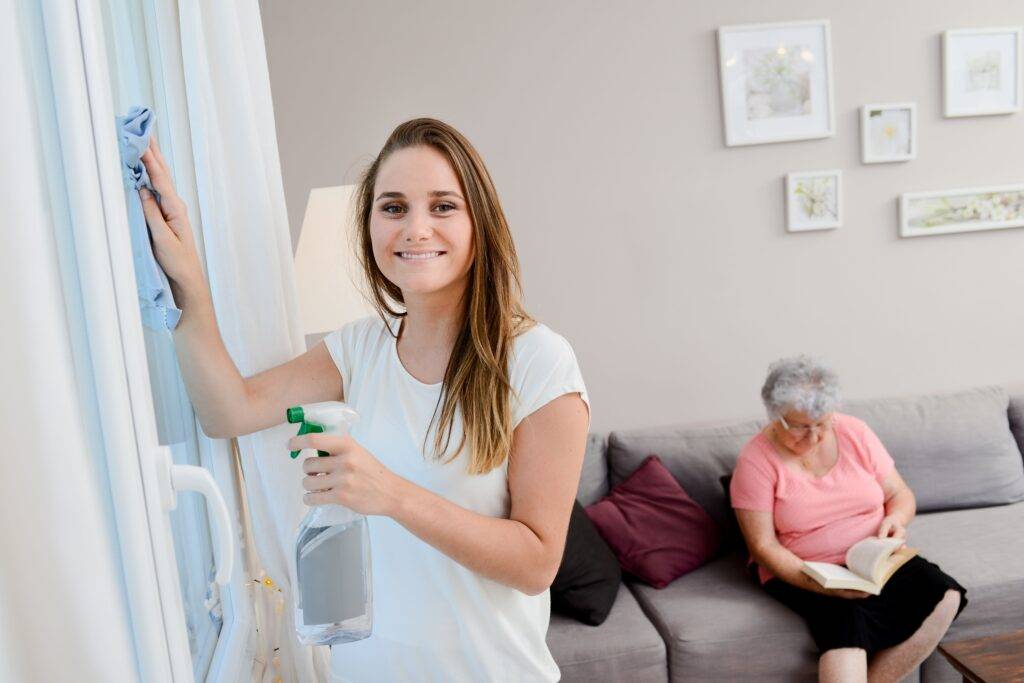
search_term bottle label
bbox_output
[299,522,367,626]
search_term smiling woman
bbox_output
[295,119,590,681]
[137,114,591,682]
[288,119,594,681]
[369,147,475,304]
[352,120,554,475]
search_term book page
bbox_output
[802,562,878,594]
[845,536,905,583]
[875,546,918,586]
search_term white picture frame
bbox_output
[861,103,916,163]
[786,170,842,232]
[943,26,1023,117]
[899,184,1024,237]
[717,20,835,146]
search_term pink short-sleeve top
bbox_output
[729,413,896,584]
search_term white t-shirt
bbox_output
[322,314,590,682]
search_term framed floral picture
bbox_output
[899,184,1024,237]
[861,103,916,163]
[786,170,841,232]
[943,27,1023,117]
[718,20,835,146]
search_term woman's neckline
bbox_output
[759,424,843,481]
[389,315,444,389]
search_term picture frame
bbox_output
[786,170,841,232]
[899,184,1024,237]
[861,103,916,163]
[943,26,1023,117]
[717,20,835,146]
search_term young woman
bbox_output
[139,118,590,681]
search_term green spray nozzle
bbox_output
[287,405,330,459]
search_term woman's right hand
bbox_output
[137,137,206,299]
[808,578,871,599]
[801,574,870,599]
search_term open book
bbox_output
[801,536,918,596]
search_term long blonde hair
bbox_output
[353,118,532,475]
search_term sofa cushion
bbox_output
[623,504,1024,682]
[843,386,1024,512]
[586,455,721,588]
[915,502,1024,682]
[551,500,621,626]
[547,582,668,683]
[629,554,820,681]
[607,418,763,545]
[577,433,609,506]
[910,501,1024,643]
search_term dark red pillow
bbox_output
[585,455,721,588]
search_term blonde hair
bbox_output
[353,118,532,474]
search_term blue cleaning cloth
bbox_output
[116,105,182,331]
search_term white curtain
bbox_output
[0,0,140,680]
[175,1,330,680]
[2,0,328,680]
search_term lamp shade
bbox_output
[293,185,374,335]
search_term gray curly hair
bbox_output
[761,355,841,421]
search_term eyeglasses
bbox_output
[778,414,833,438]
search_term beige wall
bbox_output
[261,0,1024,432]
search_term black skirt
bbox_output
[762,556,968,655]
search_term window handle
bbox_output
[156,446,235,585]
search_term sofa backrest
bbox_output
[596,384,1024,542]
[606,417,764,536]
[842,385,1024,512]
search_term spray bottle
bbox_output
[287,401,372,646]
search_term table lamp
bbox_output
[293,185,374,346]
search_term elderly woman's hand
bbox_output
[877,514,908,540]
[803,575,871,600]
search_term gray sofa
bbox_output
[546,385,1024,682]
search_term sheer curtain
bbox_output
[2,0,329,680]
[0,1,140,679]
[175,0,332,680]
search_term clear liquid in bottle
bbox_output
[294,503,373,646]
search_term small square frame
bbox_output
[861,103,917,163]
[786,170,842,232]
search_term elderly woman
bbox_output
[730,356,968,683]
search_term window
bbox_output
[98,2,225,676]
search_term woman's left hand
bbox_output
[877,515,907,540]
[290,432,404,516]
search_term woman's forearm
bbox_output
[387,476,555,595]
[170,281,249,438]
[884,487,916,526]
[751,540,825,593]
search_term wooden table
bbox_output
[938,629,1024,682]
